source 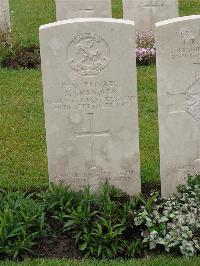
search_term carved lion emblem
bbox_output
[67,33,110,76]
[186,80,200,121]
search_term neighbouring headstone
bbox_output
[0,0,10,33]
[156,15,200,197]
[55,0,112,21]
[40,18,141,195]
[123,0,179,33]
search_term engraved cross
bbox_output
[75,113,110,169]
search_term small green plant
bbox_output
[40,183,77,224]
[123,239,143,258]
[63,186,98,243]
[0,190,47,258]
[80,217,125,258]
[64,203,97,244]
[61,183,143,259]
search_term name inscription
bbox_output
[45,80,135,110]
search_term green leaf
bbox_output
[96,223,102,235]
[80,242,87,251]
[97,244,102,257]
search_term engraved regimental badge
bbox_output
[67,33,110,76]
[186,79,200,121]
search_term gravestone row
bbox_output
[0,1,179,35]
[40,15,200,197]
[55,0,179,33]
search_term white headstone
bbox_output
[39,18,141,195]
[0,0,10,33]
[156,15,200,197]
[123,0,179,33]
[55,0,112,21]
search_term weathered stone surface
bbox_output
[55,0,112,21]
[0,0,10,33]
[156,15,200,197]
[40,18,141,195]
[123,0,178,33]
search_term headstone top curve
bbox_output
[39,18,135,31]
[156,15,200,27]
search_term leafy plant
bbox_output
[40,183,77,224]
[134,177,200,256]
[0,178,199,260]
[0,190,47,258]
[61,183,143,259]
[80,217,125,258]
[63,186,97,243]
[123,239,142,258]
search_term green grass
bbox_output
[138,66,159,185]
[112,0,123,19]
[9,0,56,46]
[0,69,48,189]
[0,66,158,189]
[1,256,200,266]
[179,0,200,16]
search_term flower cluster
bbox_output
[136,31,156,65]
[134,177,200,256]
